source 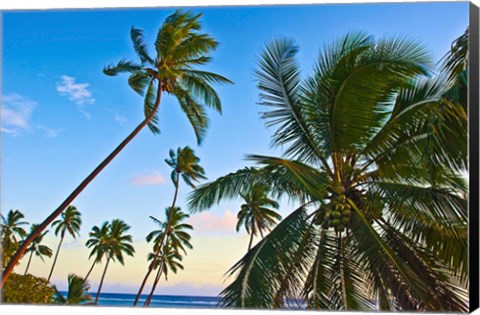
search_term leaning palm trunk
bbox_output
[47,234,64,281]
[23,251,34,275]
[133,181,180,306]
[95,258,111,305]
[144,258,166,306]
[83,260,97,283]
[0,88,163,288]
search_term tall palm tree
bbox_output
[48,205,82,281]
[236,183,282,251]
[23,224,53,275]
[53,274,93,305]
[1,209,28,268]
[1,9,231,286]
[133,146,205,305]
[94,219,135,305]
[144,243,185,306]
[188,33,468,311]
[84,222,110,283]
[144,207,193,306]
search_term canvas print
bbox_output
[0,1,477,312]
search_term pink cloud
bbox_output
[188,210,237,234]
[130,170,167,186]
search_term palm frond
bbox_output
[130,27,154,65]
[103,59,142,76]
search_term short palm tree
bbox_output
[53,274,93,305]
[23,224,53,275]
[144,207,193,306]
[1,9,231,286]
[94,219,135,305]
[1,209,28,268]
[133,146,204,305]
[84,222,110,282]
[237,183,282,251]
[143,244,185,306]
[48,205,82,281]
[188,33,468,311]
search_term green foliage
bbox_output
[52,274,93,305]
[191,30,469,311]
[2,273,54,304]
[103,10,232,142]
[1,210,28,268]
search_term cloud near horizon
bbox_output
[130,170,167,186]
[188,210,237,234]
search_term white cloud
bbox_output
[56,75,95,117]
[114,113,127,125]
[1,93,37,135]
[37,125,61,138]
[130,170,167,186]
[188,210,238,234]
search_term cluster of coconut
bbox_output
[314,194,352,232]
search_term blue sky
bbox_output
[1,2,469,295]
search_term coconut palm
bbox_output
[23,224,52,275]
[47,205,82,281]
[188,33,468,311]
[53,274,93,305]
[133,147,204,305]
[84,221,110,283]
[143,207,193,306]
[1,210,28,268]
[1,9,231,286]
[94,219,135,305]
[236,183,282,251]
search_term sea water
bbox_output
[89,292,221,308]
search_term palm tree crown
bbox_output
[188,32,468,311]
[23,224,53,275]
[1,210,28,267]
[53,274,93,305]
[48,205,82,281]
[166,146,207,188]
[104,10,233,142]
[236,183,282,250]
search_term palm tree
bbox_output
[23,224,53,275]
[1,209,28,268]
[84,222,110,283]
[188,33,468,311]
[53,274,93,304]
[133,146,205,305]
[94,219,135,305]
[143,243,185,306]
[48,205,82,281]
[144,207,193,306]
[1,9,231,286]
[236,183,282,251]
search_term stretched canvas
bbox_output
[0,0,479,314]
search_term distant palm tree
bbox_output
[134,146,204,305]
[84,222,110,283]
[23,224,52,275]
[236,183,282,251]
[144,243,184,306]
[188,33,468,311]
[48,205,82,281]
[94,219,135,305]
[1,9,231,286]
[144,207,193,306]
[1,210,28,268]
[53,274,93,305]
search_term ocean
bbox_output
[84,292,221,308]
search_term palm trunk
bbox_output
[24,251,33,275]
[144,259,165,306]
[95,258,111,305]
[133,180,180,306]
[247,220,256,251]
[83,260,97,283]
[1,87,163,288]
[47,234,64,281]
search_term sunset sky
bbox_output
[1,1,469,295]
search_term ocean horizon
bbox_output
[61,292,221,308]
